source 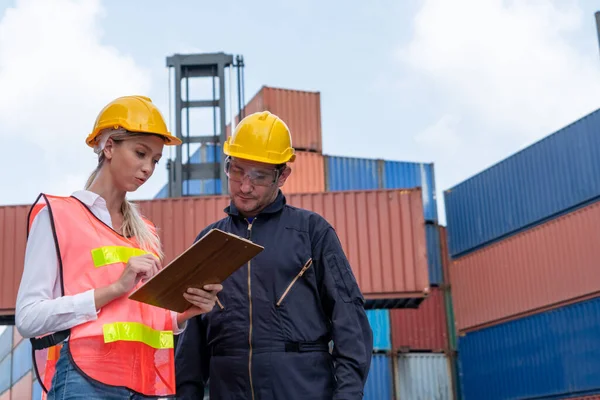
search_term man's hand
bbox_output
[177,284,223,327]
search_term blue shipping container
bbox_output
[364,354,393,400]
[396,353,454,400]
[458,295,600,400]
[426,224,443,286]
[12,339,32,384]
[0,353,11,395]
[366,310,391,351]
[384,160,437,222]
[0,327,12,364]
[445,108,600,258]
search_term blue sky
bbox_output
[0,0,599,225]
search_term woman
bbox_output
[15,95,221,399]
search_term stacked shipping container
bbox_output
[0,326,41,400]
[445,108,600,399]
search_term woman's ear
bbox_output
[103,138,115,161]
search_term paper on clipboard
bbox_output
[128,228,263,313]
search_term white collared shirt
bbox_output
[15,190,185,338]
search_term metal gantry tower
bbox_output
[165,52,245,198]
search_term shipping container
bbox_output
[366,310,391,351]
[451,198,600,333]
[390,287,448,352]
[563,396,600,400]
[384,160,437,222]
[396,353,454,400]
[364,354,393,400]
[0,353,11,396]
[458,295,600,400]
[137,188,430,308]
[325,156,438,222]
[0,390,8,400]
[444,108,600,258]
[12,339,31,385]
[439,226,457,350]
[425,224,442,285]
[0,327,11,363]
[12,371,32,400]
[32,378,42,400]
[227,86,323,152]
[155,149,325,198]
[0,205,28,315]
[12,326,22,350]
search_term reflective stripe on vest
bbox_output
[29,194,175,397]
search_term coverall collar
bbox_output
[225,189,286,219]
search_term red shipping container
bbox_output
[452,199,600,333]
[390,287,448,351]
[137,189,429,300]
[0,205,28,316]
[281,151,325,195]
[11,371,32,400]
[567,396,600,400]
[227,86,323,152]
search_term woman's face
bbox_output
[105,134,164,192]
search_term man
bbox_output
[175,111,373,400]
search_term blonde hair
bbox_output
[86,128,164,260]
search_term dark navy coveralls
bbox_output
[175,190,373,399]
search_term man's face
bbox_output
[226,157,291,218]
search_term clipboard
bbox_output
[128,228,263,313]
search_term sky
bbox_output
[0,0,598,225]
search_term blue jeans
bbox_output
[47,343,174,400]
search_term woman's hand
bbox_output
[177,284,223,327]
[112,254,160,296]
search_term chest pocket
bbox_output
[276,258,313,307]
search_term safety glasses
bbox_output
[224,157,282,187]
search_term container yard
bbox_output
[1,4,599,397]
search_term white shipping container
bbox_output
[395,353,454,400]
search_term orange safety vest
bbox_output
[27,194,175,398]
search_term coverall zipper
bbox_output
[246,219,256,400]
[276,258,313,307]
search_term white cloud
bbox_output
[397,0,600,223]
[0,0,153,205]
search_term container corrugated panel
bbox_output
[444,108,600,258]
[325,156,381,191]
[364,354,393,400]
[0,205,28,315]
[452,198,600,333]
[0,353,11,395]
[12,339,32,384]
[227,86,322,152]
[396,353,454,400]
[384,161,438,222]
[366,310,391,351]
[282,151,325,194]
[0,389,8,400]
[12,371,32,400]
[390,287,448,351]
[458,295,600,400]
[563,396,600,400]
[426,224,443,285]
[137,189,430,303]
[0,327,11,363]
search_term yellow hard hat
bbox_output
[85,95,182,147]
[223,111,295,164]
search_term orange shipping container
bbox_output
[227,86,323,152]
[282,151,325,194]
[0,205,28,316]
[451,199,600,333]
[0,189,429,314]
[137,188,430,304]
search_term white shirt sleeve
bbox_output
[15,206,99,339]
[172,311,187,335]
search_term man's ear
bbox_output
[277,166,292,188]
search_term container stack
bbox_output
[0,326,42,400]
[155,86,326,197]
[444,108,600,399]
